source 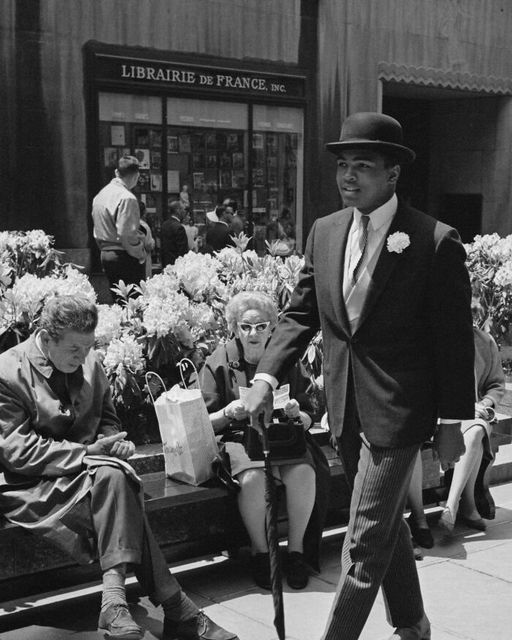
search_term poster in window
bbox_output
[219,170,231,188]
[150,172,162,192]
[191,133,203,151]
[110,125,125,146]
[134,148,150,169]
[145,193,157,213]
[252,168,264,187]
[167,136,179,153]
[119,147,131,159]
[104,147,118,168]
[266,134,278,154]
[149,129,161,148]
[167,170,180,193]
[135,128,149,147]
[232,170,245,189]
[138,171,150,191]
[206,153,217,168]
[226,133,239,151]
[219,152,231,169]
[151,150,161,170]
[178,134,191,153]
[232,152,244,170]
[205,132,217,149]
[192,153,204,170]
[193,172,204,190]
[252,133,264,150]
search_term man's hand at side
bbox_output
[433,423,465,471]
[86,431,135,459]
[242,380,274,433]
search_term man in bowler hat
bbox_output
[243,112,475,639]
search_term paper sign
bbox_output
[239,384,290,410]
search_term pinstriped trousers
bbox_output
[322,395,425,640]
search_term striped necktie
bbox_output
[352,214,370,284]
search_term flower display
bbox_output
[387,232,410,254]
[465,233,512,345]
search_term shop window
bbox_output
[99,92,163,264]
[166,98,248,250]
[252,105,304,254]
[98,92,304,266]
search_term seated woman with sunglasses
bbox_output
[199,291,329,590]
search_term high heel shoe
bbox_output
[438,506,456,535]
[457,513,487,531]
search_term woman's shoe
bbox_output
[407,515,434,549]
[286,552,309,589]
[458,514,487,531]
[250,553,271,590]
[438,506,456,535]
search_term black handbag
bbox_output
[244,417,307,461]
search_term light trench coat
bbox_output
[0,333,121,562]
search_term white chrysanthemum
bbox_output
[171,252,224,299]
[142,292,192,338]
[102,334,145,376]
[495,263,512,288]
[95,304,124,346]
[215,247,245,274]
[141,270,180,301]
[52,266,96,301]
[387,232,410,254]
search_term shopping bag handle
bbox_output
[145,371,167,406]
[178,357,201,390]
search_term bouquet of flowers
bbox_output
[465,233,512,346]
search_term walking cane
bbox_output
[259,414,286,640]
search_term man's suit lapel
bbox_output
[356,204,413,331]
[329,210,352,335]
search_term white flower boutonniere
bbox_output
[387,232,410,254]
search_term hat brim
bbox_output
[325,140,416,164]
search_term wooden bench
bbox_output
[2,418,512,604]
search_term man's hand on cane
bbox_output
[433,422,465,472]
[243,379,274,433]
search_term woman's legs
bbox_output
[445,425,485,520]
[236,468,268,553]
[279,463,316,553]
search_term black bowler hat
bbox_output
[326,112,416,164]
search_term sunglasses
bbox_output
[237,321,271,334]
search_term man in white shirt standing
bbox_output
[92,155,146,294]
[243,112,475,640]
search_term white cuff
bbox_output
[253,373,279,390]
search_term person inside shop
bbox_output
[242,112,475,640]
[91,155,146,296]
[223,199,245,236]
[406,297,505,542]
[179,184,191,212]
[0,294,238,640]
[205,205,235,253]
[138,199,155,279]
[161,200,189,267]
[183,210,199,253]
[199,291,329,591]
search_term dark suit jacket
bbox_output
[161,217,188,267]
[257,202,475,448]
[206,221,233,253]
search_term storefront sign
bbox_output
[94,54,305,99]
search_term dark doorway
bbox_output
[438,193,482,242]
[382,96,430,213]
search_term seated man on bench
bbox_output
[0,294,237,640]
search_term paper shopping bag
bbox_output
[153,383,218,485]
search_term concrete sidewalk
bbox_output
[2,481,512,640]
